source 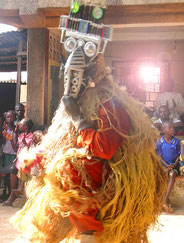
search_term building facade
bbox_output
[1,0,184,126]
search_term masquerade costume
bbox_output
[12,1,166,243]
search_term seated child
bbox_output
[156,121,181,213]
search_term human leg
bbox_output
[179,160,184,175]
[163,169,177,212]
[80,234,96,243]
[0,174,10,202]
[11,180,24,197]
[2,173,18,206]
[10,173,17,190]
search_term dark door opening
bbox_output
[0,83,16,118]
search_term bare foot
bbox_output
[2,200,13,206]
[11,189,23,197]
[163,202,174,213]
[2,192,18,206]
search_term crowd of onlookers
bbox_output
[126,76,184,213]
[0,103,45,206]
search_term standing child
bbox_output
[0,110,17,202]
[3,130,45,206]
[18,130,45,177]
[156,121,180,213]
[2,118,34,206]
[14,103,25,126]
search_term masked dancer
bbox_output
[12,1,166,243]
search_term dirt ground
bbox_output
[0,198,184,243]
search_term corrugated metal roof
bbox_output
[0,79,27,84]
[0,29,27,72]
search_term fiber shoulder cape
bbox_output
[11,68,166,243]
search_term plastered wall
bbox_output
[105,40,184,95]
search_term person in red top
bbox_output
[20,130,45,176]
[15,118,34,171]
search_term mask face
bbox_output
[59,0,113,98]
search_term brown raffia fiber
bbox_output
[11,65,167,243]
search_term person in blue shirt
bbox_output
[156,121,180,213]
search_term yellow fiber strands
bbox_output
[11,67,166,243]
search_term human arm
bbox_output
[159,156,171,168]
[77,102,130,160]
[2,131,6,145]
[156,139,173,169]
[18,133,33,151]
[153,119,162,131]
[173,156,180,167]
[158,156,175,171]
[153,122,162,131]
[10,132,17,152]
[2,121,7,145]
[21,134,31,147]
[174,93,184,114]
[62,96,130,160]
[181,141,184,161]
[171,112,184,127]
[62,96,91,133]
[172,120,184,128]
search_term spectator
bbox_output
[14,103,25,126]
[0,110,17,202]
[154,78,184,116]
[153,105,183,131]
[3,128,45,206]
[2,118,34,206]
[23,130,45,177]
[156,121,181,213]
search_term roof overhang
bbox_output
[0,30,27,72]
[2,3,184,29]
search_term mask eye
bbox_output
[92,7,104,20]
[84,42,96,57]
[64,37,77,52]
[71,1,80,14]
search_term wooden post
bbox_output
[44,29,49,126]
[16,39,23,104]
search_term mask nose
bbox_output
[66,46,85,68]
[64,46,86,98]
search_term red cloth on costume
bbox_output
[69,100,130,233]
